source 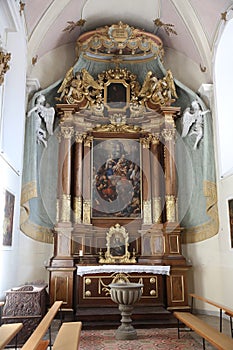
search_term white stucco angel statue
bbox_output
[181,100,209,150]
[27,94,55,148]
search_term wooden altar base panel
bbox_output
[75,306,177,329]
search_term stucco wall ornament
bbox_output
[27,94,55,147]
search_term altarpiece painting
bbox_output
[92,138,141,218]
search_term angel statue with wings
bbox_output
[181,100,209,150]
[27,94,55,148]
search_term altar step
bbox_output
[75,306,177,329]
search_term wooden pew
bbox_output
[21,300,63,350]
[53,321,82,350]
[173,311,233,350]
[0,322,23,350]
[190,293,233,334]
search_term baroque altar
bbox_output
[18,21,218,324]
[44,23,192,323]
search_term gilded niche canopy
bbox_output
[20,22,218,244]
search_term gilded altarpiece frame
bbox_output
[92,138,142,219]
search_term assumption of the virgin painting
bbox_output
[92,138,141,218]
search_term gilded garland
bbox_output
[0,50,11,85]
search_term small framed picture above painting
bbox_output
[2,188,15,248]
[228,199,233,248]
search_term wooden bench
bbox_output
[53,321,82,350]
[0,322,23,350]
[190,293,233,334]
[21,300,63,350]
[173,311,233,350]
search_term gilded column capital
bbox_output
[75,132,85,143]
[151,133,160,145]
[60,125,74,139]
[84,135,93,147]
[164,114,175,126]
[140,135,151,149]
[161,128,175,142]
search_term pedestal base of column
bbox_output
[47,264,76,311]
[163,222,186,265]
[139,223,164,259]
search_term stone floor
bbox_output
[7,313,233,349]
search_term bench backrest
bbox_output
[190,293,233,316]
[21,300,63,350]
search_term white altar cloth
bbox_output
[76,265,170,276]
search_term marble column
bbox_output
[73,132,83,224]
[161,107,180,223]
[140,136,152,225]
[151,133,162,224]
[83,135,93,224]
[60,125,74,222]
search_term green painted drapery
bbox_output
[20,54,219,244]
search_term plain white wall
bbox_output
[0,0,53,300]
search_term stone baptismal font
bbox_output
[109,282,144,340]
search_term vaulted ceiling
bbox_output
[24,0,233,86]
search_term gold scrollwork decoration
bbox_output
[165,195,176,222]
[61,194,71,222]
[93,123,141,134]
[153,197,162,223]
[143,200,152,224]
[83,200,91,224]
[73,196,82,223]
[0,50,11,85]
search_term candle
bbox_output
[79,250,83,256]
